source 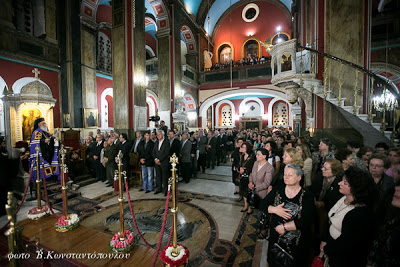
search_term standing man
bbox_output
[85,136,96,177]
[93,134,104,181]
[168,130,181,157]
[130,131,143,154]
[215,130,221,165]
[104,137,118,187]
[206,132,217,169]
[220,129,228,163]
[138,131,155,193]
[197,131,207,173]
[180,133,192,183]
[118,133,132,183]
[153,130,170,196]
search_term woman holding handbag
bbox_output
[247,148,274,214]
[320,167,376,267]
[238,142,255,213]
[265,164,315,267]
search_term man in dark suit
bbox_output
[152,130,170,196]
[168,130,181,156]
[130,131,143,154]
[197,130,207,173]
[117,133,132,182]
[85,136,96,177]
[137,131,155,193]
[92,134,104,181]
[215,130,221,165]
[220,129,228,163]
[104,137,118,187]
[180,133,192,183]
[206,132,217,169]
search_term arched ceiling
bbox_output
[202,0,292,35]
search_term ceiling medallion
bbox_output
[242,3,259,23]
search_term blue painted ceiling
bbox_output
[98,0,111,6]
[182,0,202,16]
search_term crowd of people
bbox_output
[82,124,399,266]
[205,54,271,71]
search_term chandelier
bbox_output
[373,88,398,112]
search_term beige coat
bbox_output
[249,161,274,199]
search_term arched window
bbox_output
[217,43,233,64]
[220,47,231,65]
[221,104,232,126]
[243,39,260,59]
[97,31,112,73]
[273,102,288,125]
[281,52,292,72]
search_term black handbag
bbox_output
[248,188,260,208]
[269,238,294,267]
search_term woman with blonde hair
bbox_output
[270,147,304,190]
[296,144,313,186]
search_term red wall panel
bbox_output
[214,1,291,62]
[96,76,113,127]
[0,59,60,128]
[145,33,157,57]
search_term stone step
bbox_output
[384,131,392,140]
[357,114,369,122]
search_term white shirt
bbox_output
[328,196,355,240]
[158,138,164,150]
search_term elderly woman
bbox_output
[247,148,274,214]
[238,142,255,213]
[320,167,376,267]
[265,164,315,266]
[311,159,344,212]
[296,143,313,186]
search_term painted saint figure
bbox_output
[204,50,213,71]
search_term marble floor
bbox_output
[1,162,268,267]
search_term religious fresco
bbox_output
[21,108,42,140]
[84,108,98,128]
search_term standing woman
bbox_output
[248,148,274,214]
[232,138,244,199]
[386,148,400,177]
[312,138,335,181]
[296,144,313,187]
[266,164,315,266]
[239,142,256,212]
[264,140,281,176]
[320,167,376,267]
[226,130,235,161]
[335,148,355,171]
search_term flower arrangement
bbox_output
[160,244,190,267]
[55,213,79,232]
[27,205,49,220]
[109,230,135,253]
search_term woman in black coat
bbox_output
[238,142,255,212]
[320,167,377,267]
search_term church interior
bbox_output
[1,0,400,266]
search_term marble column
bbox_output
[60,0,83,128]
[132,0,147,131]
[112,0,147,137]
[80,21,98,117]
[156,28,171,127]
[173,7,182,115]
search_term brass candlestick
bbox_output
[169,153,179,257]
[5,192,23,267]
[116,150,126,241]
[60,145,68,219]
[35,146,42,210]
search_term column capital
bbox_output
[156,28,170,39]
